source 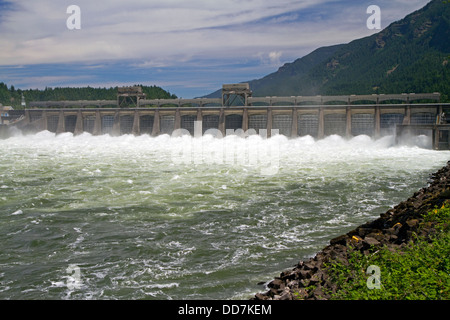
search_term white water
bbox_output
[0,131,448,299]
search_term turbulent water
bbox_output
[0,130,448,300]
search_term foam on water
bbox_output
[0,131,449,299]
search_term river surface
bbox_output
[0,130,448,299]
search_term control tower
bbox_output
[117,86,146,108]
[222,83,252,107]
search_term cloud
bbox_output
[0,0,432,98]
[0,1,432,65]
[269,51,282,65]
[257,51,284,66]
[269,13,299,24]
[0,0,352,65]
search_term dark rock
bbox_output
[270,287,280,296]
[303,260,317,271]
[438,189,450,199]
[357,227,381,238]
[287,279,299,288]
[279,288,293,300]
[254,293,268,300]
[310,285,328,300]
[364,237,381,247]
[406,219,420,229]
[388,234,398,242]
[280,270,296,281]
[366,231,384,241]
[298,269,312,280]
[330,234,347,246]
[268,278,284,290]
[308,274,321,286]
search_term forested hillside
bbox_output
[207,0,449,102]
[0,83,177,109]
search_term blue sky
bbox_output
[0,0,431,98]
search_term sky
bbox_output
[0,0,431,98]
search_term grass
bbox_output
[324,202,450,300]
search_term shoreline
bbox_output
[253,160,450,300]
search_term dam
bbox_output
[9,84,450,149]
[2,85,450,300]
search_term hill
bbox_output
[207,0,450,102]
[203,44,345,98]
[0,83,177,109]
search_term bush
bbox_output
[325,203,450,300]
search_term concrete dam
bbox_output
[7,85,450,149]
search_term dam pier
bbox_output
[7,84,450,149]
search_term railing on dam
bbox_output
[28,92,441,109]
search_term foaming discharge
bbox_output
[1,130,441,180]
[0,130,436,163]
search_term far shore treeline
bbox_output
[0,82,178,109]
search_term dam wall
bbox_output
[9,91,449,148]
[16,103,445,140]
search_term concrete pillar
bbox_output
[196,109,203,137]
[24,110,48,132]
[56,110,65,134]
[218,108,225,136]
[403,105,411,125]
[291,108,298,138]
[318,108,324,139]
[41,110,48,132]
[93,110,102,135]
[267,108,273,138]
[112,110,120,136]
[374,106,381,138]
[74,110,84,136]
[152,109,160,136]
[23,110,31,126]
[174,108,181,130]
[132,110,140,136]
[194,109,203,137]
[346,107,352,138]
[395,125,401,145]
[433,127,440,150]
[242,108,248,132]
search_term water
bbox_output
[0,130,448,300]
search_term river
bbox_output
[0,130,448,299]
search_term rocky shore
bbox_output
[254,161,450,300]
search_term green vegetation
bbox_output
[0,82,177,109]
[325,203,450,300]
